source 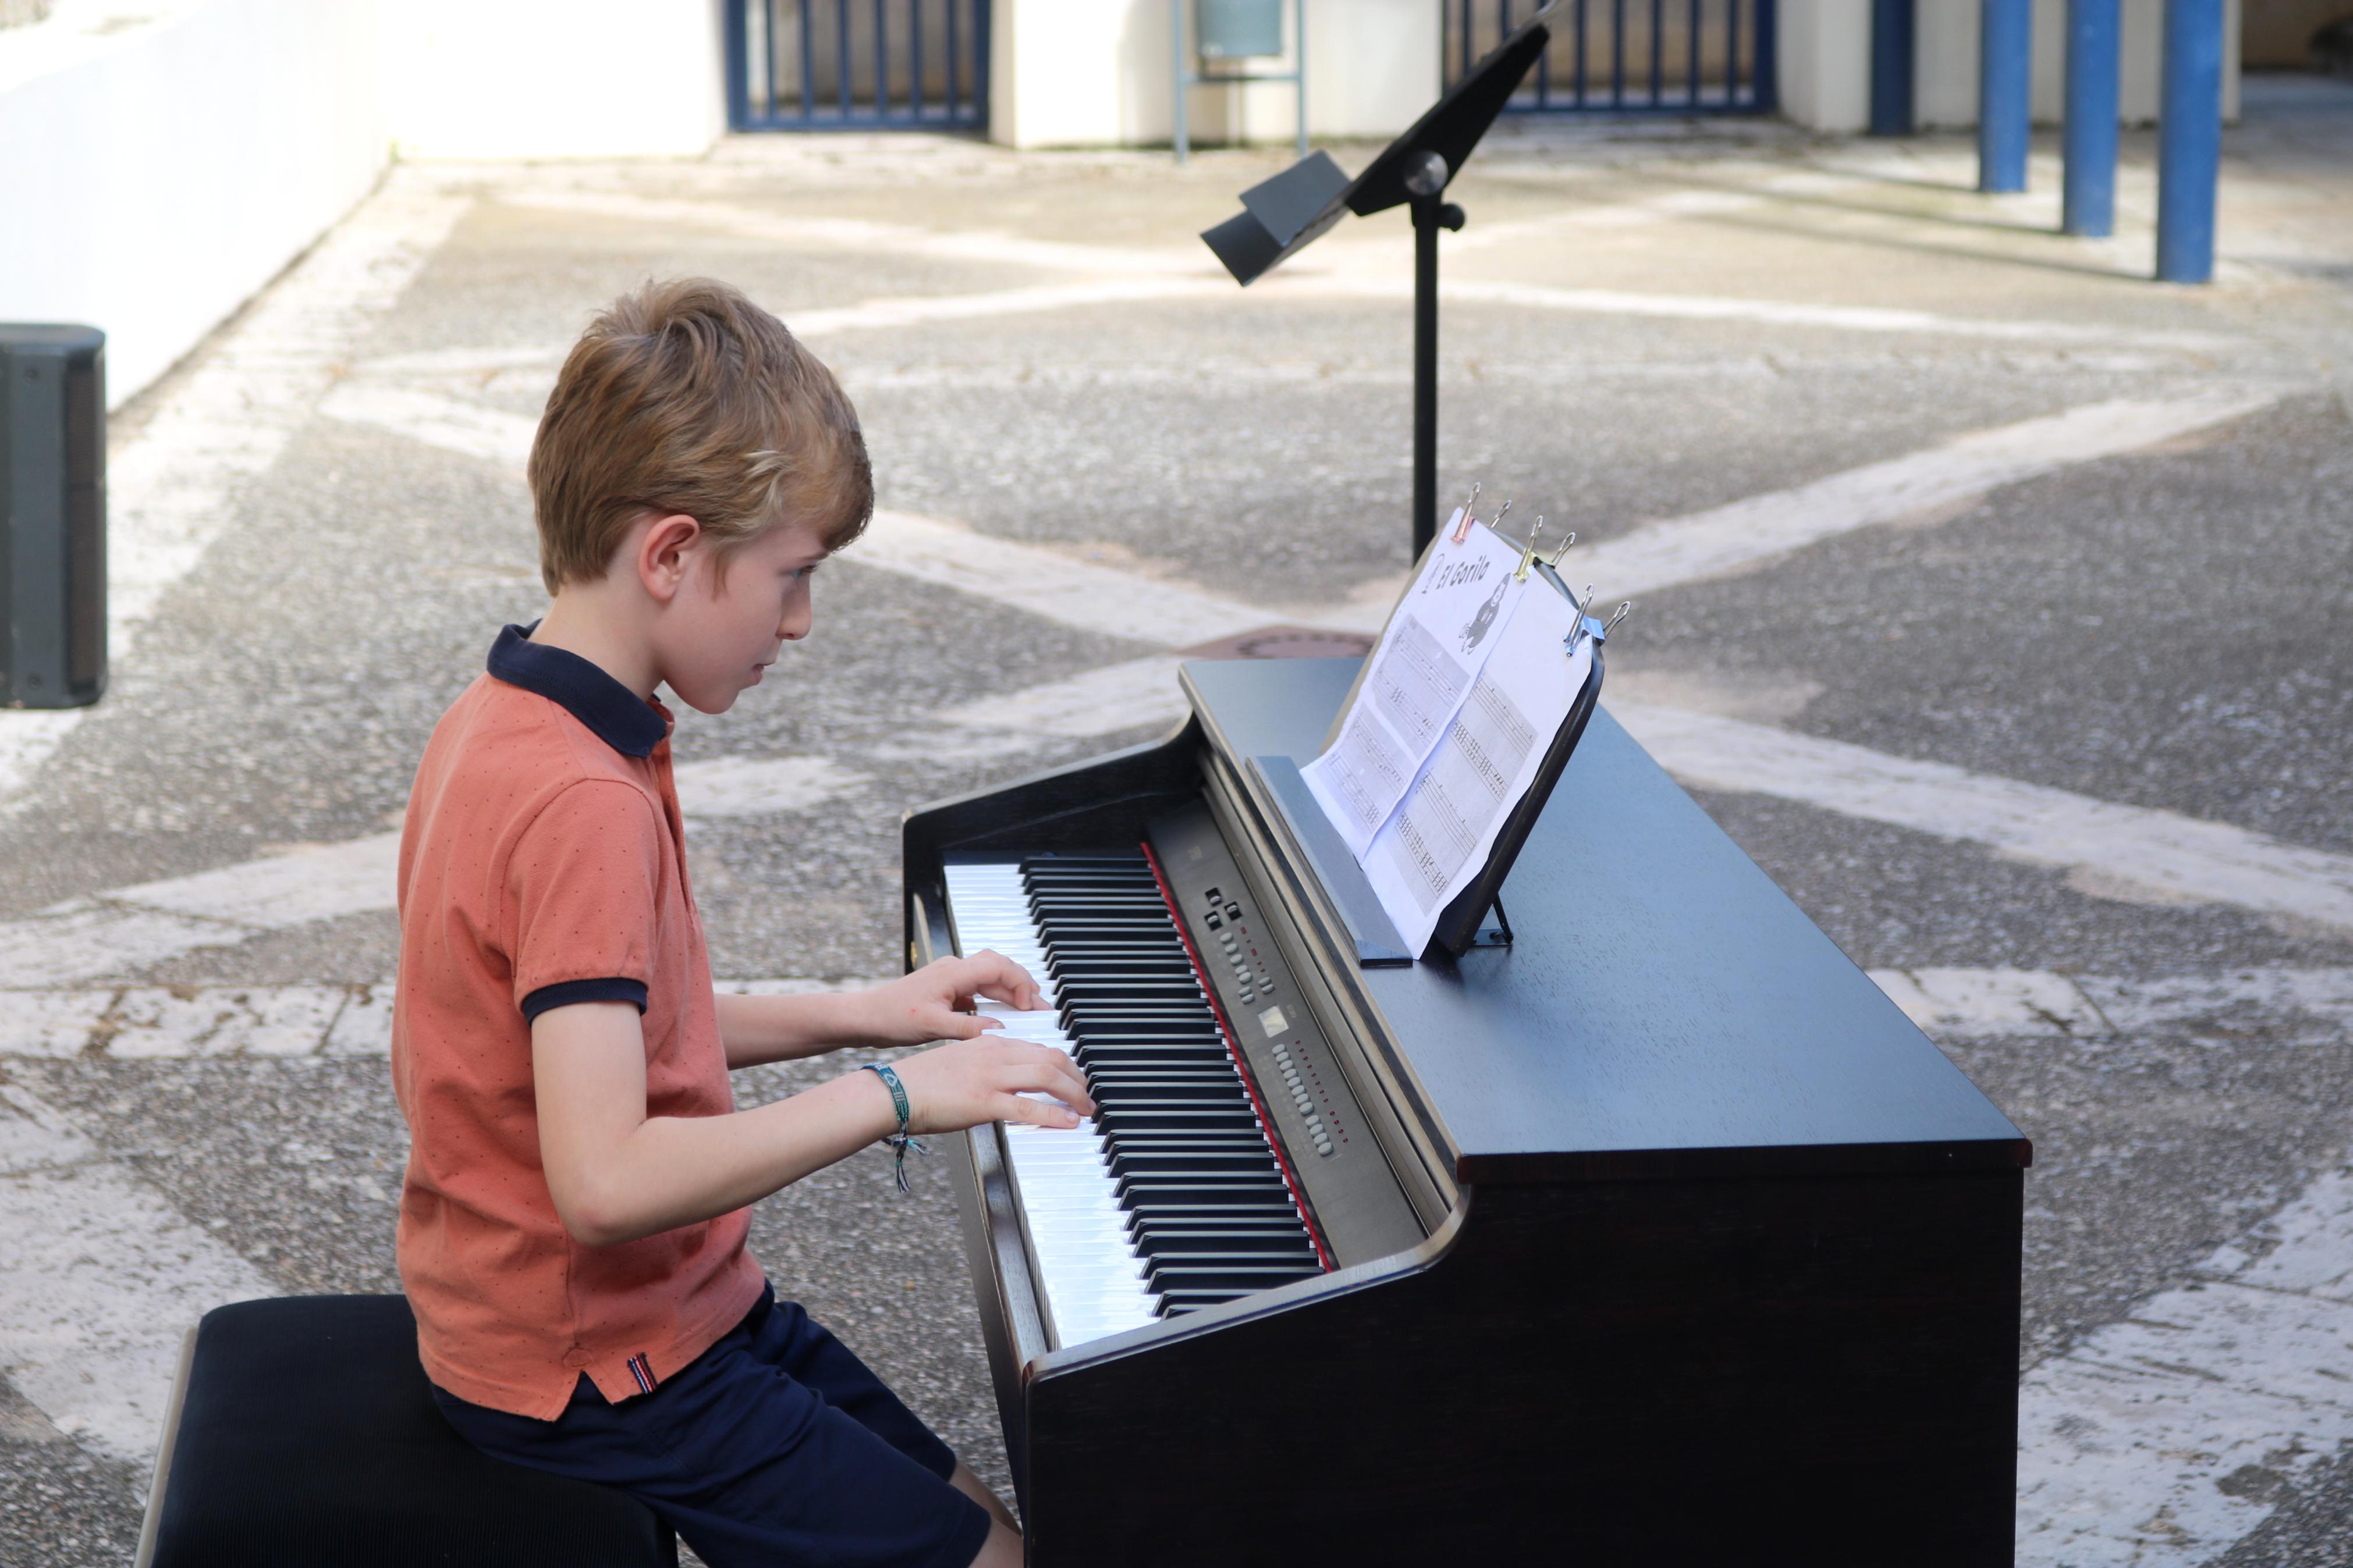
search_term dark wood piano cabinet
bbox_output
[904,658,2029,1565]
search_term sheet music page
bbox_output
[1361,579,1593,957]
[1302,517,1526,858]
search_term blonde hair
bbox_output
[528,278,871,593]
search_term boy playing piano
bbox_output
[390,278,1089,1568]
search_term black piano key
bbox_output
[1130,1221,1314,1251]
[1056,980,1203,1001]
[1145,1260,1322,1293]
[1084,1077,1251,1099]
[1086,1075,1253,1096]
[1120,1188,1301,1215]
[1035,927,1183,942]
[1113,1175,1294,1203]
[1132,1229,1321,1260]
[1065,1015,1216,1036]
[1095,1115,1265,1142]
[1127,1211,1308,1239]
[999,851,1331,1317]
[1109,1147,1279,1177]
[1126,1196,1310,1224]
[1076,1056,1234,1077]
[1077,1048,1233,1072]
[1060,1015,1219,1039]
[1094,1092,1257,1114]
[1043,941,1190,959]
[1099,1135,1272,1157]
[1049,961,1198,982]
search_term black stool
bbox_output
[136,1295,674,1567]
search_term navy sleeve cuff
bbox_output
[520,977,650,1023]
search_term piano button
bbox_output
[1202,887,1221,903]
[1225,904,1241,919]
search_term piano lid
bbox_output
[1182,658,2031,1185]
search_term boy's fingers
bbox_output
[1002,1061,1093,1115]
[961,951,1045,1008]
[1001,1096,1083,1130]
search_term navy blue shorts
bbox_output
[432,1283,992,1568]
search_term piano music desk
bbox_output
[906,657,2031,1566]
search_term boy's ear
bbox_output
[634,514,704,604]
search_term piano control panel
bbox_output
[1147,803,1425,1265]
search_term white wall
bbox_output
[990,0,1441,150]
[1304,0,1443,140]
[1915,0,2241,128]
[1776,0,1872,133]
[1778,0,2241,133]
[0,0,388,407]
[381,0,727,161]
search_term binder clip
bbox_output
[1568,599,1631,651]
[1449,482,1481,544]
[1514,518,1545,582]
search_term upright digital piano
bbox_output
[902,656,2031,1565]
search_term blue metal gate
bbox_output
[1446,0,1776,114]
[726,0,989,131]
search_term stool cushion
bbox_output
[150,1295,673,1567]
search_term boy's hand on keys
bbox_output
[851,952,1046,1047]
[890,1036,1095,1134]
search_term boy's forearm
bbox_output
[714,989,874,1066]
[566,1069,899,1245]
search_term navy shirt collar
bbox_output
[487,624,669,759]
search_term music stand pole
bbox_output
[1412,195,1440,561]
[1197,8,1550,560]
[1407,168,1464,562]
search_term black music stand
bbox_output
[1199,7,1557,560]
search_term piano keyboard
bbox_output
[943,852,1328,1347]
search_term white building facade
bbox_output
[2,0,2245,408]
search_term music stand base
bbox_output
[1465,894,1512,950]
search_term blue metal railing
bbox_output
[1445,0,1776,115]
[726,0,989,131]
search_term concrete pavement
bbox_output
[4,76,2353,1565]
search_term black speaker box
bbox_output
[1,323,107,709]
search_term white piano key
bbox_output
[948,859,1164,1348]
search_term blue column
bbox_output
[1979,0,2033,193]
[722,0,752,131]
[2063,0,2120,235]
[1871,0,1916,137]
[2157,0,2225,282]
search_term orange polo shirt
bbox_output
[391,624,763,1418]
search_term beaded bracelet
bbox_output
[861,1062,930,1193]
